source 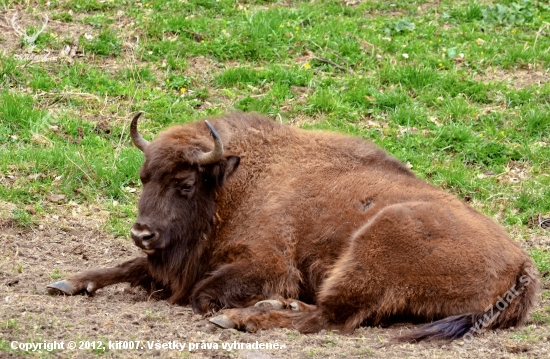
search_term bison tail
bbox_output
[394,312,486,343]
[395,261,539,343]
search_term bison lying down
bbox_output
[48,112,539,342]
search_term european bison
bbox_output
[48,112,539,342]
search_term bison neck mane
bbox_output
[146,192,216,305]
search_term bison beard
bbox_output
[48,112,539,342]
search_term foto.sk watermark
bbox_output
[453,265,539,350]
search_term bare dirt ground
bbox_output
[0,202,549,359]
[475,66,550,90]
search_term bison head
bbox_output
[129,113,240,257]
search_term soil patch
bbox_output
[1,216,549,358]
[476,67,550,89]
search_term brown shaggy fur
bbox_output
[49,112,539,342]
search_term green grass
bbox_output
[49,269,65,280]
[531,249,550,274]
[80,29,122,56]
[0,0,549,272]
[2,318,18,330]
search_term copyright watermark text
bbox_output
[9,340,286,352]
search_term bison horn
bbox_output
[130,112,150,152]
[198,120,224,165]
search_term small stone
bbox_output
[47,194,67,203]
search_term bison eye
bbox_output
[181,183,194,192]
[173,175,196,195]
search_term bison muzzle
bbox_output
[48,112,539,342]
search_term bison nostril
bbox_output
[141,233,155,241]
[130,226,156,245]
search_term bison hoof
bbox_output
[254,299,284,310]
[46,280,88,296]
[245,323,256,332]
[209,315,236,329]
[290,301,300,311]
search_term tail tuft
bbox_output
[394,313,483,343]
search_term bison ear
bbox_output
[224,155,240,178]
[204,155,240,187]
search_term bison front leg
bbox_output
[47,257,154,296]
[190,263,265,313]
[190,260,302,314]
